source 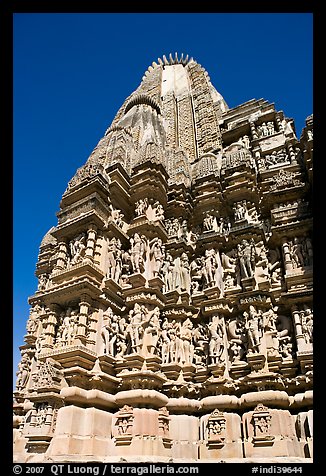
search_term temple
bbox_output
[13,54,313,463]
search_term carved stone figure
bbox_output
[101,308,120,356]
[16,353,31,391]
[289,237,306,269]
[139,306,161,356]
[128,303,144,353]
[57,308,79,346]
[162,253,174,292]
[237,239,256,279]
[172,253,191,294]
[208,318,224,364]
[26,305,42,336]
[203,213,218,232]
[301,307,313,345]
[135,198,149,216]
[130,233,147,274]
[244,306,262,354]
[179,318,195,365]
[69,233,86,265]
[107,237,122,282]
[37,274,49,291]
[152,200,165,221]
[161,318,171,364]
[108,204,125,228]
[233,201,247,221]
[149,237,165,277]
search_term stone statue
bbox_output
[26,305,42,336]
[149,237,165,278]
[135,198,149,217]
[239,134,250,149]
[254,242,270,285]
[58,308,78,346]
[172,253,191,294]
[127,303,145,353]
[237,239,256,279]
[268,248,282,287]
[203,213,218,232]
[108,204,125,228]
[190,257,204,293]
[302,307,313,345]
[161,318,171,364]
[16,353,30,391]
[202,248,224,293]
[244,306,262,354]
[289,237,306,269]
[162,253,174,292]
[139,306,161,356]
[130,233,147,274]
[262,307,280,355]
[208,318,224,365]
[107,237,122,282]
[233,201,247,221]
[152,200,165,221]
[37,274,49,291]
[101,308,120,356]
[179,318,195,365]
[69,233,86,265]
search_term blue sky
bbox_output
[13,12,313,385]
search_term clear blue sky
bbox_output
[13,13,313,385]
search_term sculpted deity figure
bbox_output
[152,200,165,221]
[202,249,216,287]
[37,274,49,291]
[178,319,195,365]
[59,308,78,346]
[203,213,219,232]
[107,237,122,282]
[233,201,248,221]
[149,237,165,278]
[16,353,30,391]
[130,233,147,274]
[161,318,171,364]
[162,253,174,292]
[202,248,223,292]
[254,242,270,284]
[135,198,149,217]
[128,303,145,353]
[166,320,182,364]
[140,306,161,356]
[69,233,86,265]
[289,237,306,269]
[208,318,224,365]
[26,305,42,336]
[262,307,280,355]
[257,122,269,137]
[267,121,275,135]
[190,257,204,293]
[115,317,128,359]
[237,239,257,279]
[244,306,263,354]
[302,307,313,345]
[172,253,191,294]
[101,308,120,356]
[108,204,125,228]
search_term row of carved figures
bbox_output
[17,302,313,393]
[37,231,313,294]
[100,304,313,364]
[16,299,313,394]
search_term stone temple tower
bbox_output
[13,54,313,463]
